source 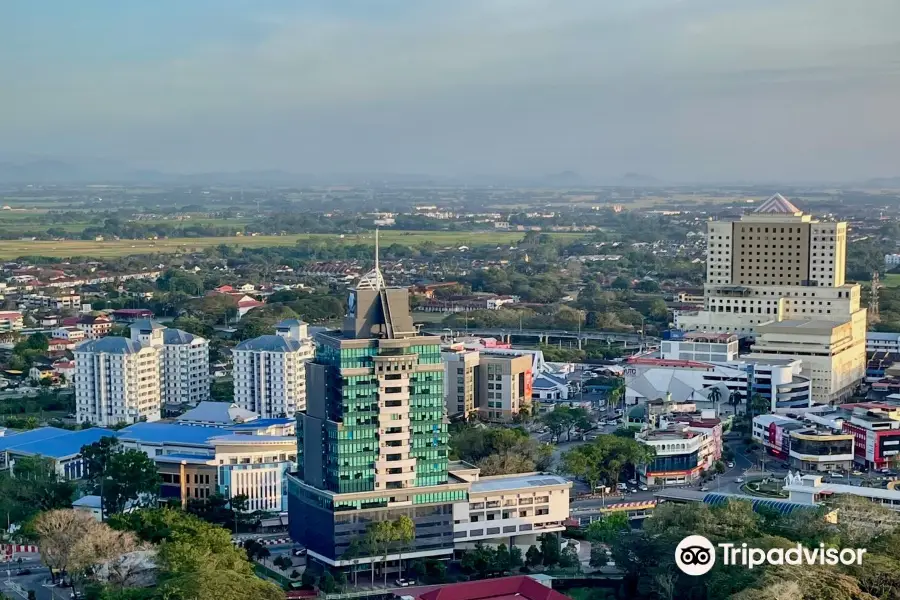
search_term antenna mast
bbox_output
[869,271,881,324]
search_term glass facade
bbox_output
[313,339,448,494]
[647,450,700,473]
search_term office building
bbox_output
[443,349,480,419]
[442,347,534,421]
[232,319,314,418]
[787,427,854,472]
[74,337,162,426]
[841,406,900,470]
[636,426,713,486]
[0,426,115,479]
[290,252,458,567]
[747,317,866,403]
[118,422,296,511]
[288,243,572,570]
[477,354,533,422]
[448,465,570,546]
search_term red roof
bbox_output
[417,576,570,600]
[0,311,22,319]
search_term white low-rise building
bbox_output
[449,465,571,546]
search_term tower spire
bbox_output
[375,227,380,289]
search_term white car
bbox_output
[735,477,745,483]
[727,462,735,468]
[829,472,845,478]
[639,485,649,491]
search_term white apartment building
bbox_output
[867,332,900,354]
[74,337,162,426]
[51,327,85,342]
[886,254,900,268]
[233,319,314,418]
[129,320,210,406]
[21,293,81,310]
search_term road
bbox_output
[1,556,72,600]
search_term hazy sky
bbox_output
[2,0,899,181]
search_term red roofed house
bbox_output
[76,314,113,339]
[416,576,570,600]
[235,294,264,319]
[48,338,77,352]
[0,311,24,332]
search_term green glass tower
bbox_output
[289,239,466,567]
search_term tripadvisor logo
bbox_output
[675,535,867,576]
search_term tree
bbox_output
[585,513,630,544]
[538,533,561,567]
[750,393,770,418]
[611,276,631,290]
[113,508,283,600]
[82,437,160,517]
[559,546,581,573]
[393,515,415,578]
[525,545,542,569]
[1,456,76,523]
[33,509,138,585]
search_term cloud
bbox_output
[1,0,899,180]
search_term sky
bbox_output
[2,0,899,182]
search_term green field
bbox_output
[0,230,584,259]
[881,273,900,288]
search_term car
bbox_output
[394,578,416,587]
[292,547,307,557]
[639,485,649,491]
[700,486,710,492]
[829,472,845,478]
[735,477,744,483]
[627,479,637,485]
[851,470,864,476]
[727,462,735,468]
[616,483,627,491]
[629,488,637,494]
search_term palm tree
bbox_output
[750,393,770,418]
[728,390,742,415]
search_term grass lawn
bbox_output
[881,273,900,288]
[0,230,585,260]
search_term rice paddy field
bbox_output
[0,230,585,259]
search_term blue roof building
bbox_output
[0,426,116,479]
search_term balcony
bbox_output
[375,456,416,470]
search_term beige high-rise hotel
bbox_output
[677,194,866,403]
